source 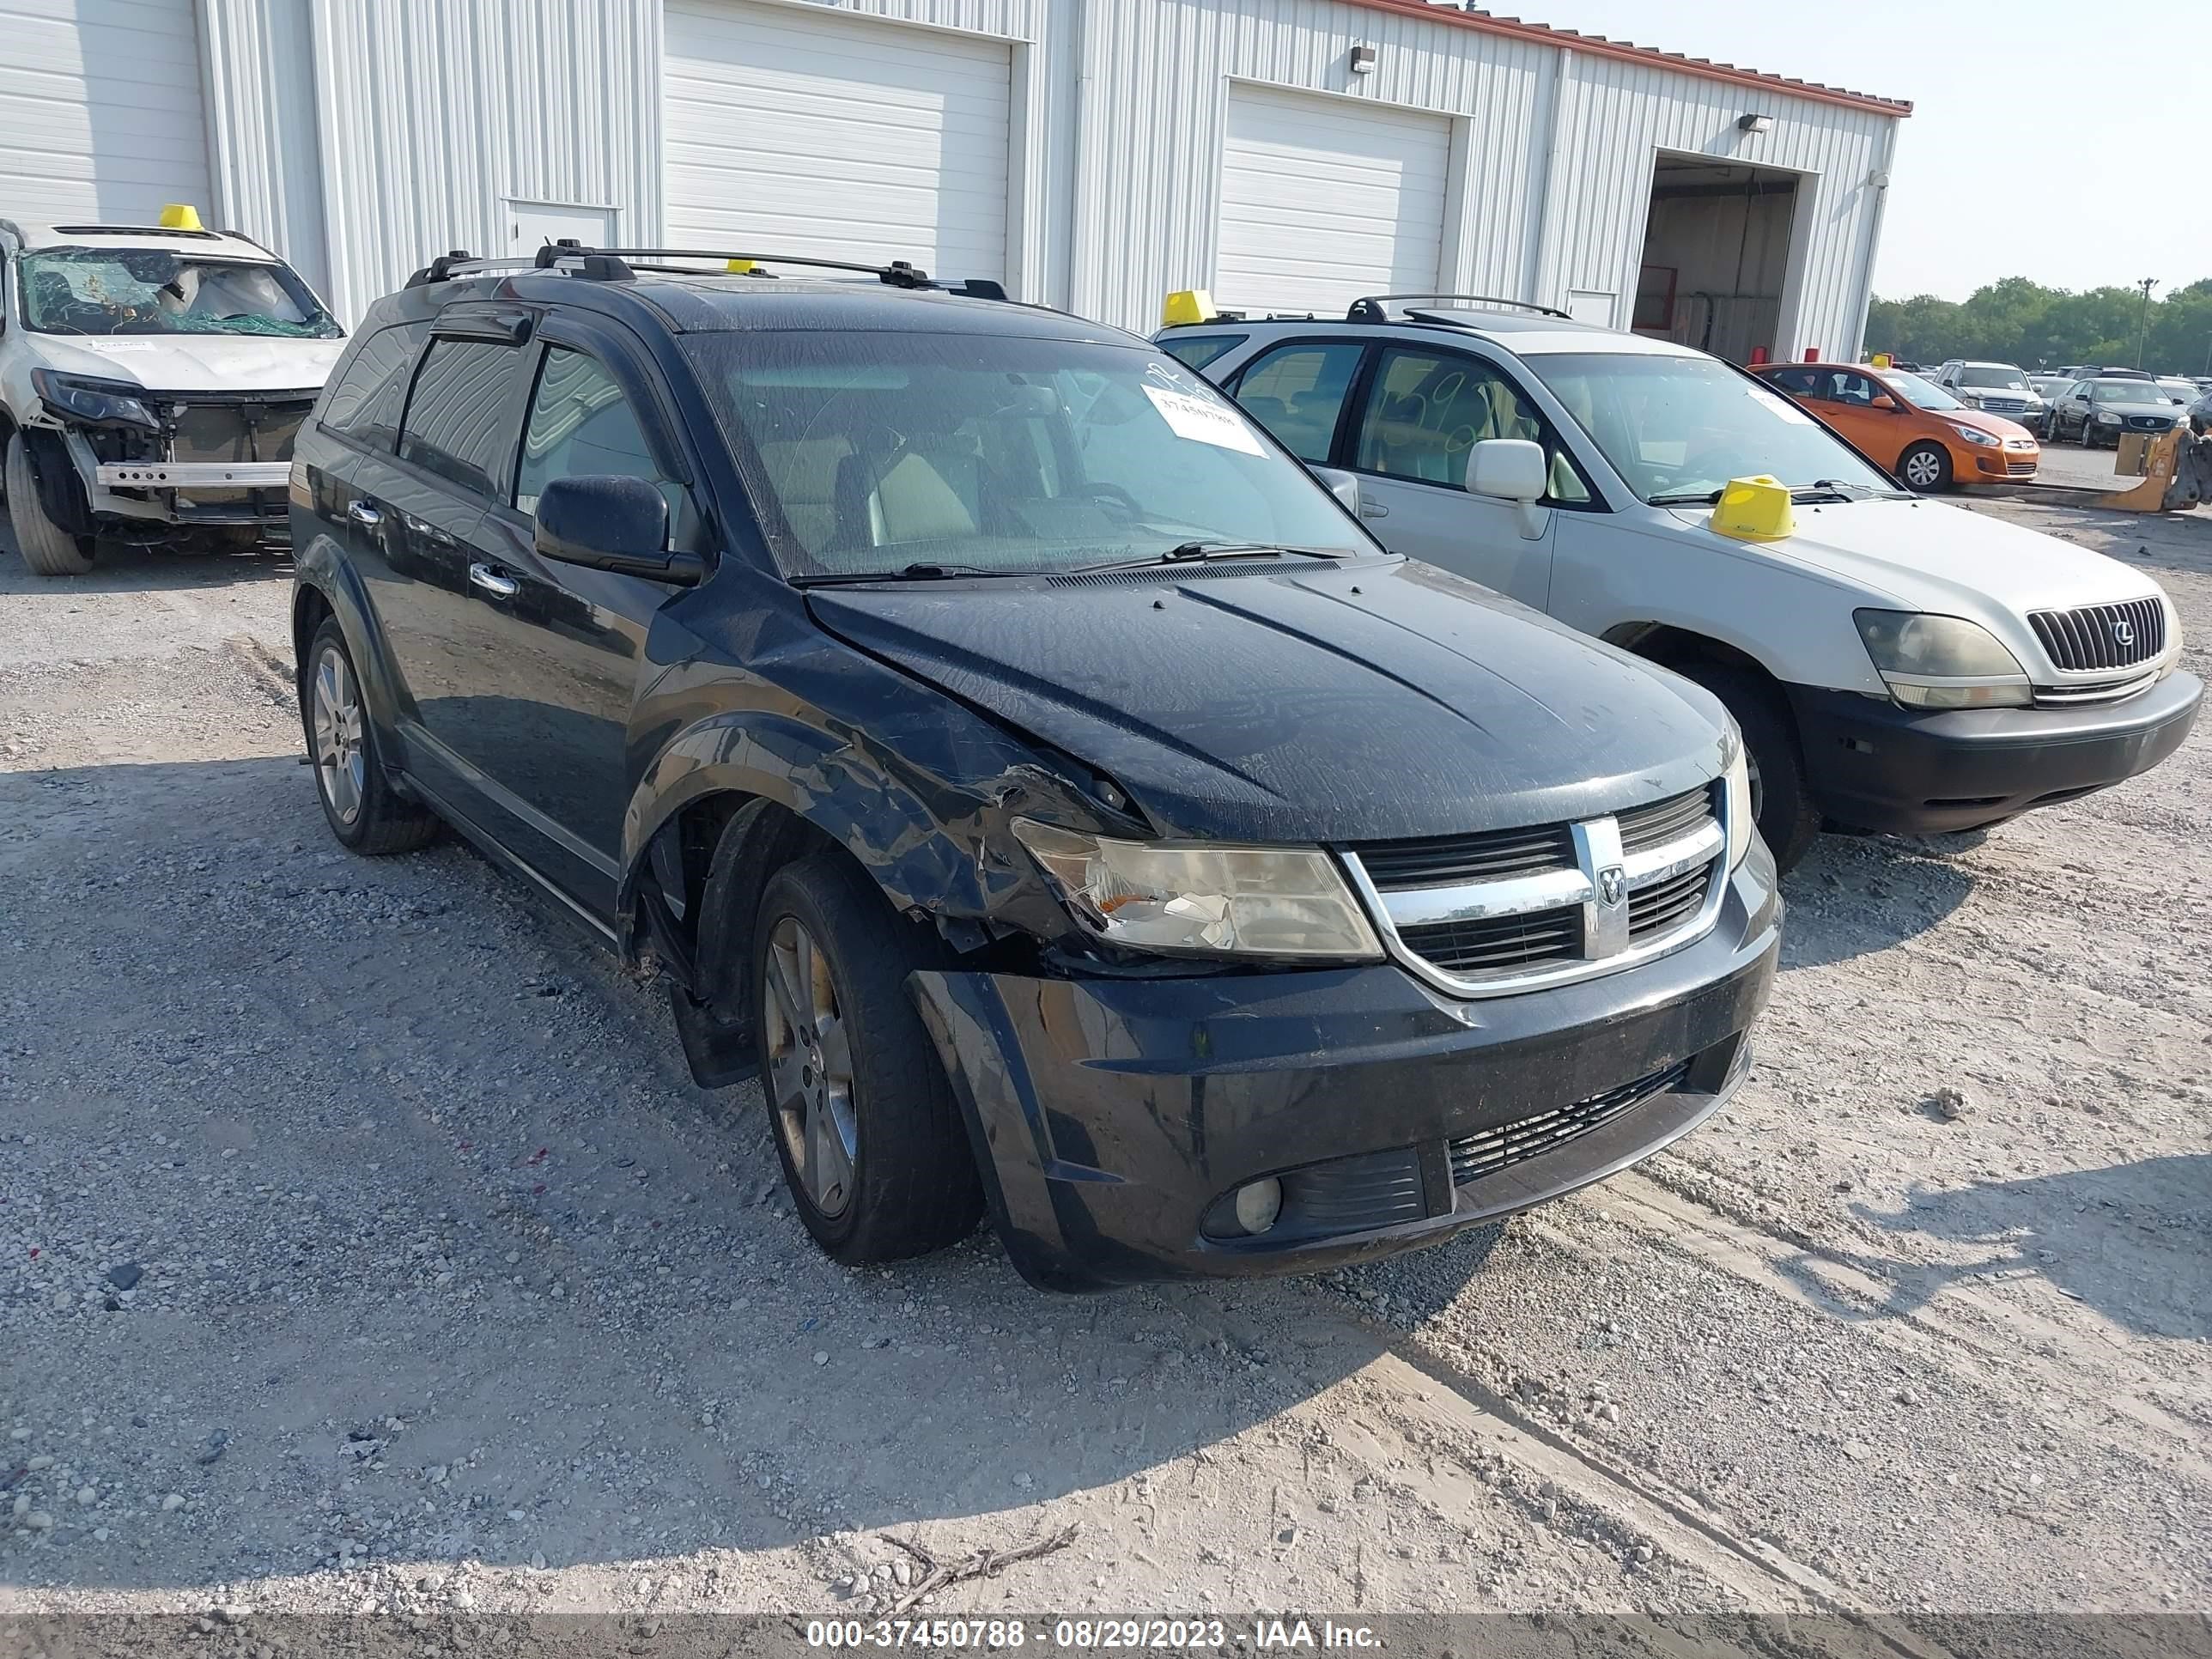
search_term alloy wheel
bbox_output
[1902,448,1943,489]
[763,915,859,1218]
[311,646,367,824]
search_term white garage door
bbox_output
[0,0,210,227]
[1215,84,1451,318]
[665,2,1011,286]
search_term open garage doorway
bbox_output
[1632,156,1803,364]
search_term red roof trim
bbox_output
[1351,0,1914,118]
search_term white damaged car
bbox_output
[1164,297,2201,870]
[0,211,344,575]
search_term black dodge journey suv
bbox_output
[289,242,1781,1291]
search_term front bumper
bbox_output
[1790,671,2202,836]
[909,855,1780,1291]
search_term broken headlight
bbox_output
[1012,819,1382,961]
[31,369,160,431]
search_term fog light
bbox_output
[1232,1178,1283,1237]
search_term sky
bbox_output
[1510,0,2212,301]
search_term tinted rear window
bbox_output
[320,323,426,451]
[398,338,523,496]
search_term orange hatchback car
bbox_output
[1753,362,2039,492]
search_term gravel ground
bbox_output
[2,501,2207,1639]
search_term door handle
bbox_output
[468,562,520,599]
[347,500,381,527]
[1359,501,1390,519]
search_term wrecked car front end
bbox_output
[27,370,318,544]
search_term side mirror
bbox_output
[1465,438,1549,540]
[1869,393,1899,411]
[534,475,702,585]
[1309,465,1360,518]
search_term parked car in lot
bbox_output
[2047,377,2187,447]
[289,246,1781,1291]
[1933,360,2047,430]
[1760,362,2039,491]
[2154,377,2199,413]
[0,208,344,575]
[1164,295,2200,872]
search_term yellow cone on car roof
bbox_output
[1710,476,1796,542]
[1162,289,1215,326]
[158,204,204,232]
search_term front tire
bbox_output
[753,854,983,1264]
[302,617,438,854]
[1679,665,1820,875]
[1898,441,1951,493]
[5,433,94,576]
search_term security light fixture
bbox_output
[1737,112,1773,134]
[1349,44,1378,73]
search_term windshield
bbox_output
[2155,380,2195,401]
[688,331,1372,579]
[1888,372,1965,411]
[18,249,341,338]
[1957,366,2028,390]
[2090,381,2158,403]
[1521,352,1895,502]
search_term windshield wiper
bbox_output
[1792,478,1903,501]
[1648,489,1723,506]
[1075,541,1343,574]
[793,562,1018,586]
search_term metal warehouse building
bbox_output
[5,0,1909,357]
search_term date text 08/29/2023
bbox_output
[805,1617,1382,1650]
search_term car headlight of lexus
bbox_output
[1953,425,2001,447]
[1854,610,2032,709]
[30,368,160,431]
[1721,726,1755,870]
[1012,819,1382,960]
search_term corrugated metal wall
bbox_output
[295,0,663,323]
[182,0,1897,356]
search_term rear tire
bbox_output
[302,617,439,854]
[5,433,95,576]
[1898,441,1951,493]
[1678,665,1820,875]
[753,853,983,1265]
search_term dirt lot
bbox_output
[2,499,2208,1641]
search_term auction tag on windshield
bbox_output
[1143,385,1264,453]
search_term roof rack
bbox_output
[1346,293,1571,322]
[404,241,1013,302]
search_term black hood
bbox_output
[806,558,1730,844]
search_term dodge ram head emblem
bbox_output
[1597,866,1627,906]
[2112,618,2136,648]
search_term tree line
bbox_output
[1865,277,2212,375]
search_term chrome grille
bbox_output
[1617,787,1711,854]
[1448,1059,1693,1187]
[1629,864,1709,940]
[1976,397,2027,413]
[2029,598,2164,672]
[1352,823,1573,888]
[1400,909,1581,974]
[1342,784,1726,998]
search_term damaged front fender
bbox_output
[616,583,1133,963]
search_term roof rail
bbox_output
[404,241,1021,305]
[404,246,635,289]
[537,245,940,289]
[1346,293,1571,322]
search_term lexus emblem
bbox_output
[2112,618,2136,648]
[1597,866,1627,907]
